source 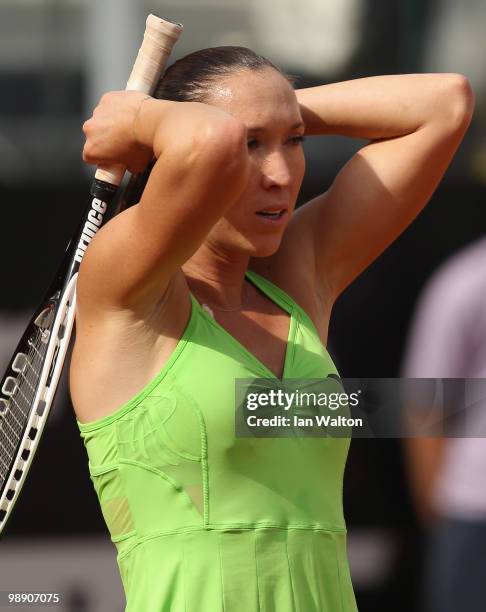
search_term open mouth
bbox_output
[256,210,285,220]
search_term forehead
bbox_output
[206,67,302,128]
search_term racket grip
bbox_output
[95,14,183,186]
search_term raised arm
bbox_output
[78,91,249,312]
[292,74,474,301]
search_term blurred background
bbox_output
[0,0,485,610]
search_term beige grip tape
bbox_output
[95,14,183,186]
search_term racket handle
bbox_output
[95,14,183,186]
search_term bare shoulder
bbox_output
[70,269,191,424]
[249,204,333,341]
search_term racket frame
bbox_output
[0,14,183,535]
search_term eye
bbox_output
[289,135,305,145]
[247,138,260,150]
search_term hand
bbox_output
[82,90,154,173]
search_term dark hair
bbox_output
[154,46,294,102]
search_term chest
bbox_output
[209,306,293,379]
[203,289,329,380]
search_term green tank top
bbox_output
[77,270,358,612]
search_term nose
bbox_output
[261,150,293,190]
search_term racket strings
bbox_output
[0,323,49,486]
[0,342,37,480]
[1,328,44,433]
[0,353,41,483]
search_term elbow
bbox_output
[200,116,247,165]
[440,73,475,133]
[192,115,248,179]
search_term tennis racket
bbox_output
[0,14,183,536]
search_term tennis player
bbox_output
[71,47,473,611]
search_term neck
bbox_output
[182,241,250,309]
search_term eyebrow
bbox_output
[247,122,305,132]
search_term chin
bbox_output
[212,219,287,258]
[245,236,283,258]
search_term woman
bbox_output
[72,47,473,611]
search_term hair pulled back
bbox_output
[154,46,293,103]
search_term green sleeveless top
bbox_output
[77,270,358,612]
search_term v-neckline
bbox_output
[190,270,296,380]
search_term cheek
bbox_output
[235,168,261,203]
[220,199,249,227]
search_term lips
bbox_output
[256,210,285,219]
[255,205,288,221]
